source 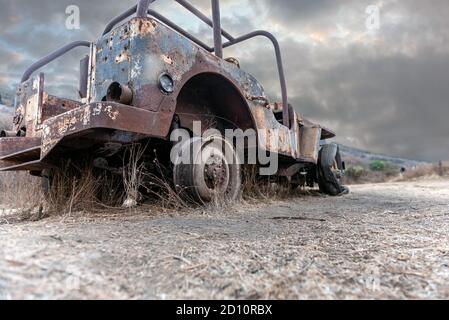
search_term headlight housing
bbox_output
[158,73,174,94]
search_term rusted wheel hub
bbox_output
[173,135,241,203]
[203,153,229,190]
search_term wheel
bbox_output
[173,135,241,204]
[318,144,349,196]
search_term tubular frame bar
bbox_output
[223,31,290,127]
[211,0,223,58]
[103,0,234,42]
[148,10,214,52]
[137,0,154,17]
[174,0,234,41]
[21,41,91,83]
[102,5,138,36]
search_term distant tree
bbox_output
[0,93,3,104]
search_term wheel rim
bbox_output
[203,152,230,191]
[194,143,231,200]
[173,136,241,203]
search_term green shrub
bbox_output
[370,160,385,171]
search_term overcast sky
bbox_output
[0,0,448,161]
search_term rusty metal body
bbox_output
[0,0,336,176]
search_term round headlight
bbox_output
[158,73,174,94]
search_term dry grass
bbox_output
[343,162,449,185]
[399,163,448,181]
[0,143,192,221]
[343,170,394,185]
[0,164,118,221]
[122,143,150,207]
[1,144,325,221]
[242,165,318,202]
[142,170,190,211]
[45,162,120,215]
[121,143,190,211]
[0,172,43,220]
[117,145,310,213]
[0,166,309,221]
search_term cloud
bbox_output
[232,0,449,161]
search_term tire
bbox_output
[173,135,241,204]
[318,144,349,196]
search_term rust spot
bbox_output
[135,19,156,35]
[115,51,130,64]
[162,54,174,65]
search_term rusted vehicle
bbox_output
[0,0,348,204]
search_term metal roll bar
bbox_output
[21,41,91,83]
[222,31,289,126]
[102,5,138,36]
[211,0,223,58]
[137,0,155,17]
[148,10,214,52]
[102,0,233,41]
[175,0,234,41]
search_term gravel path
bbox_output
[1,179,449,299]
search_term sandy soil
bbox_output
[1,179,449,300]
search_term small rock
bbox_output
[122,198,137,208]
[383,210,399,215]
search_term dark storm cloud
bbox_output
[0,0,448,161]
[299,48,449,161]
[260,0,341,20]
[237,0,449,161]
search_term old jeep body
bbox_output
[0,0,346,201]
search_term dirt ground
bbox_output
[1,179,449,300]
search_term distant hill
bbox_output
[0,90,14,129]
[0,91,13,107]
[0,107,12,130]
[338,144,428,169]
[0,103,13,115]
